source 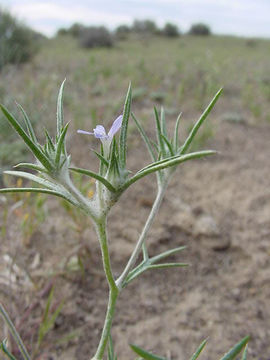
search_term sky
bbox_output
[1,0,270,38]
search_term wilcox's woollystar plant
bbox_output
[0,82,250,360]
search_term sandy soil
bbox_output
[1,119,270,359]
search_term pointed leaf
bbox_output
[139,150,215,174]
[173,112,182,151]
[150,140,159,154]
[119,84,132,168]
[180,88,223,155]
[0,188,77,205]
[130,344,167,360]
[108,138,120,179]
[4,170,57,190]
[241,345,248,360]
[44,129,55,152]
[124,260,147,284]
[154,107,166,156]
[69,167,116,192]
[160,134,174,156]
[160,107,167,137]
[132,112,156,161]
[57,79,66,136]
[14,163,47,173]
[59,155,70,170]
[16,102,38,143]
[93,150,109,167]
[122,150,216,191]
[189,339,207,360]
[55,123,69,166]
[148,263,188,270]
[220,336,250,360]
[150,246,187,264]
[125,260,188,285]
[0,104,53,171]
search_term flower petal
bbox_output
[108,115,123,139]
[77,129,93,135]
[93,125,107,139]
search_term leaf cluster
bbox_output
[130,336,250,360]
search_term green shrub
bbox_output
[56,27,68,36]
[162,22,180,37]
[0,8,39,69]
[188,23,211,36]
[115,24,131,40]
[56,23,86,38]
[79,26,113,48]
[132,19,158,34]
[69,22,86,37]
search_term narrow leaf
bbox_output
[148,263,188,270]
[16,102,38,143]
[124,261,147,284]
[57,79,66,136]
[138,151,188,174]
[220,336,250,360]
[150,246,187,264]
[93,150,109,167]
[44,129,55,152]
[119,83,132,168]
[130,344,167,360]
[154,107,166,156]
[125,260,188,285]
[0,105,53,171]
[180,88,223,155]
[4,171,57,190]
[0,188,78,206]
[150,140,159,154]
[55,123,69,166]
[132,112,156,161]
[160,107,167,137]
[189,339,207,360]
[160,134,174,156]
[108,138,120,179]
[69,167,116,192]
[139,149,215,174]
[14,163,47,173]
[173,112,182,151]
[122,150,216,191]
[241,345,248,360]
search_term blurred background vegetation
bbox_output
[1,7,270,171]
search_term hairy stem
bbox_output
[91,289,118,360]
[91,218,118,360]
[116,180,168,289]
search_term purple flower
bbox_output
[78,115,123,156]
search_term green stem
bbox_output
[91,289,118,360]
[0,303,31,360]
[91,218,119,360]
[116,180,168,289]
